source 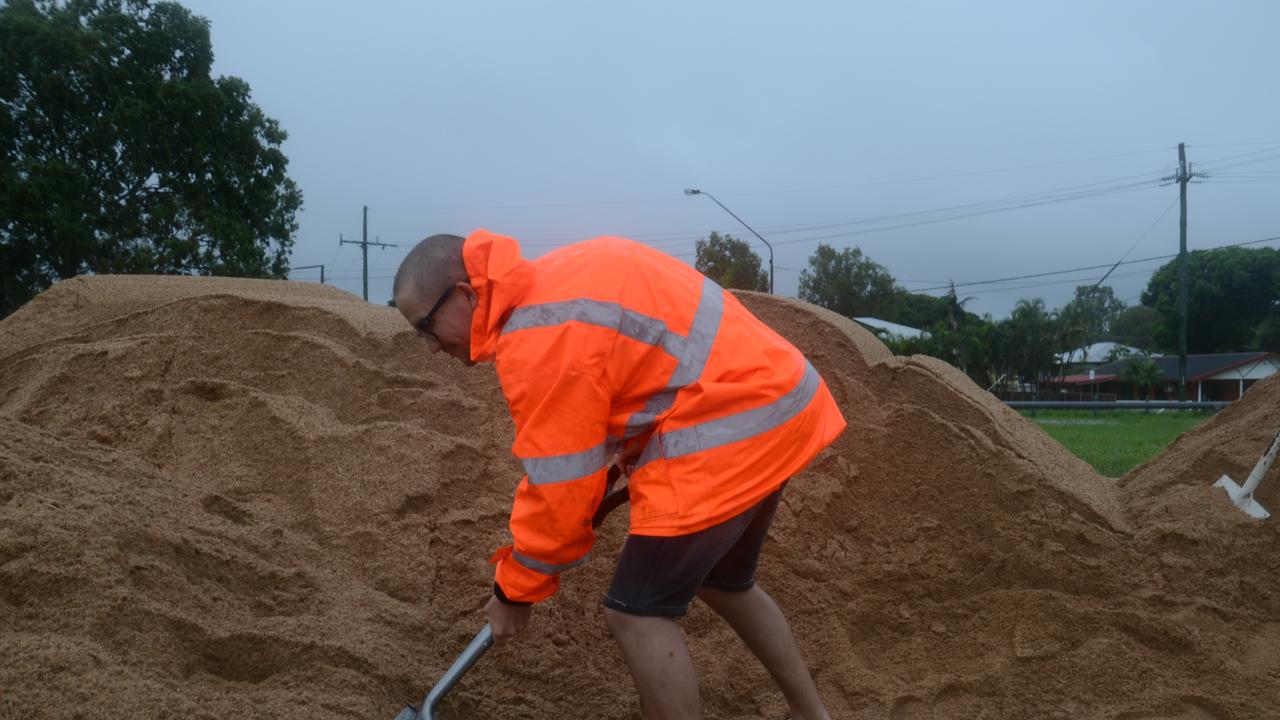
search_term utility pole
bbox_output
[1177,143,1189,402]
[1164,143,1204,402]
[339,205,396,301]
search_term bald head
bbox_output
[394,233,468,303]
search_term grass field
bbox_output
[1020,409,1215,478]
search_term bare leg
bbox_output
[603,608,700,720]
[696,585,831,720]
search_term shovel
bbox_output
[393,624,494,720]
[1213,428,1280,520]
[393,467,629,719]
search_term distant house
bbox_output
[1054,341,1143,368]
[853,317,927,340]
[1052,352,1280,401]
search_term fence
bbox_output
[994,390,1119,403]
[1005,400,1229,411]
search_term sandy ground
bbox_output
[2,275,1278,719]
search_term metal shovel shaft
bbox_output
[422,624,493,719]
[393,481,630,719]
[393,624,493,720]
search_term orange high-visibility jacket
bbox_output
[464,230,847,603]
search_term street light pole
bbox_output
[684,188,774,294]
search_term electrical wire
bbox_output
[1198,149,1280,174]
[939,267,1159,299]
[1196,146,1280,167]
[1091,196,1180,288]
[520,172,1165,251]
[699,147,1174,200]
[905,234,1280,294]
[760,179,1163,251]
[367,146,1174,215]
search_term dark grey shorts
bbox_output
[602,482,786,617]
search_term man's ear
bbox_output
[458,282,478,308]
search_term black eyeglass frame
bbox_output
[414,286,455,341]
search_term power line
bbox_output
[702,147,1174,200]
[1091,195,1180,288]
[1195,146,1280,169]
[368,146,1174,215]
[332,234,1280,301]
[944,267,1160,300]
[520,171,1165,251]
[1204,154,1280,173]
[1190,141,1280,149]
[905,234,1280,295]
[762,179,1163,250]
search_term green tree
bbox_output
[1254,310,1280,352]
[798,243,898,318]
[879,284,994,381]
[694,231,768,291]
[1119,357,1164,400]
[1108,305,1161,352]
[1058,285,1125,359]
[1103,344,1139,362]
[888,291,948,329]
[0,0,303,317]
[1002,298,1060,388]
[1140,246,1280,352]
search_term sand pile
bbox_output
[2,276,1279,719]
[1123,374,1280,521]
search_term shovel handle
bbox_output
[400,469,630,719]
[592,464,629,529]
[415,624,493,720]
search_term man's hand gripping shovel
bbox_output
[393,463,630,720]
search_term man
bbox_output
[394,230,845,720]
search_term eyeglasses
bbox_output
[414,286,455,343]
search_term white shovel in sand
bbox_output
[1213,429,1280,520]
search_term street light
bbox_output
[684,188,774,294]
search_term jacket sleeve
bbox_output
[491,366,612,603]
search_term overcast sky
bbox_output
[181,0,1280,318]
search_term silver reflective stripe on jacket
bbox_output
[504,299,684,357]
[635,360,821,469]
[623,278,724,441]
[505,277,727,476]
[520,442,608,485]
[512,550,591,574]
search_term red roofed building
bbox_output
[1050,352,1280,401]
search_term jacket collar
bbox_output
[462,229,534,363]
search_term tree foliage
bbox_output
[1108,305,1161,352]
[694,231,768,292]
[1119,358,1164,400]
[1003,298,1060,385]
[798,243,897,318]
[0,0,303,317]
[886,310,1005,389]
[1140,246,1280,353]
[796,240,1280,394]
[1058,285,1125,358]
[890,291,953,330]
[1255,311,1280,352]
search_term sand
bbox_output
[2,275,1278,719]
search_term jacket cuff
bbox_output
[494,582,533,607]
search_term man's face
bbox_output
[396,281,476,366]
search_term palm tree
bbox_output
[1120,358,1164,400]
